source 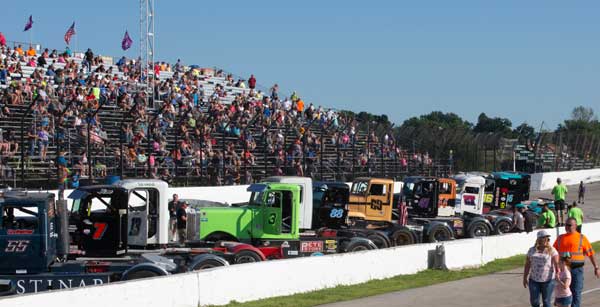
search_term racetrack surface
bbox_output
[319,182,600,307]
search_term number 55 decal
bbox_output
[5,240,29,253]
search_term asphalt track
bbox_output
[320,183,600,307]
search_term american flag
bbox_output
[64,22,76,45]
[398,196,408,226]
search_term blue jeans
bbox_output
[529,279,554,307]
[570,266,584,307]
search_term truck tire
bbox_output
[494,219,512,235]
[366,231,391,249]
[390,228,416,246]
[188,254,229,271]
[123,270,161,280]
[344,239,377,252]
[233,250,263,264]
[468,221,490,238]
[428,224,453,242]
[121,263,169,281]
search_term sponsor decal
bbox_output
[300,241,323,253]
[7,229,34,235]
[453,220,464,228]
[325,240,337,252]
[200,218,208,222]
[310,252,324,256]
[287,250,299,256]
[14,276,108,294]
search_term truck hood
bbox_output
[197,206,257,241]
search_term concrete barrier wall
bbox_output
[530,168,600,191]
[5,222,600,307]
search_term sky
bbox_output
[2,1,600,130]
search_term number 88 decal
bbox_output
[329,208,344,219]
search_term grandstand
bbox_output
[0,42,451,189]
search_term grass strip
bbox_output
[219,241,600,307]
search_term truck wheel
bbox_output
[233,250,262,264]
[188,255,229,271]
[390,228,416,246]
[345,240,376,252]
[494,220,512,235]
[468,222,490,238]
[428,225,453,242]
[366,231,391,249]
[123,269,161,281]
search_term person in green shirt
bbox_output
[568,201,584,233]
[537,203,556,229]
[551,178,568,226]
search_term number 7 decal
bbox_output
[92,222,108,240]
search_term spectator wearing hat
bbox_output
[553,217,599,307]
[552,178,568,226]
[523,229,559,307]
[537,203,556,229]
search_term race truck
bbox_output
[0,190,229,296]
[192,177,378,262]
[398,176,503,242]
[483,172,531,212]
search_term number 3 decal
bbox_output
[268,213,276,225]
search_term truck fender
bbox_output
[423,221,454,242]
[223,242,267,261]
[340,237,378,253]
[465,216,493,238]
[121,262,169,281]
[0,279,15,296]
[188,254,230,271]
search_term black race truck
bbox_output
[0,190,229,296]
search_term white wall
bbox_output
[4,222,599,307]
[530,168,600,191]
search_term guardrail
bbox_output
[530,168,600,191]
[4,222,599,307]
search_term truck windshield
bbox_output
[351,181,368,195]
[1,205,39,231]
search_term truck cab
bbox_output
[0,192,58,275]
[488,172,531,210]
[348,178,394,222]
[452,174,486,216]
[69,179,170,255]
[197,183,301,243]
[407,177,457,218]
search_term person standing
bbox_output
[248,74,256,90]
[568,202,584,233]
[578,181,585,204]
[510,204,525,233]
[523,230,559,307]
[551,178,568,226]
[176,201,188,244]
[553,217,600,307]
[168,194,180,241]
